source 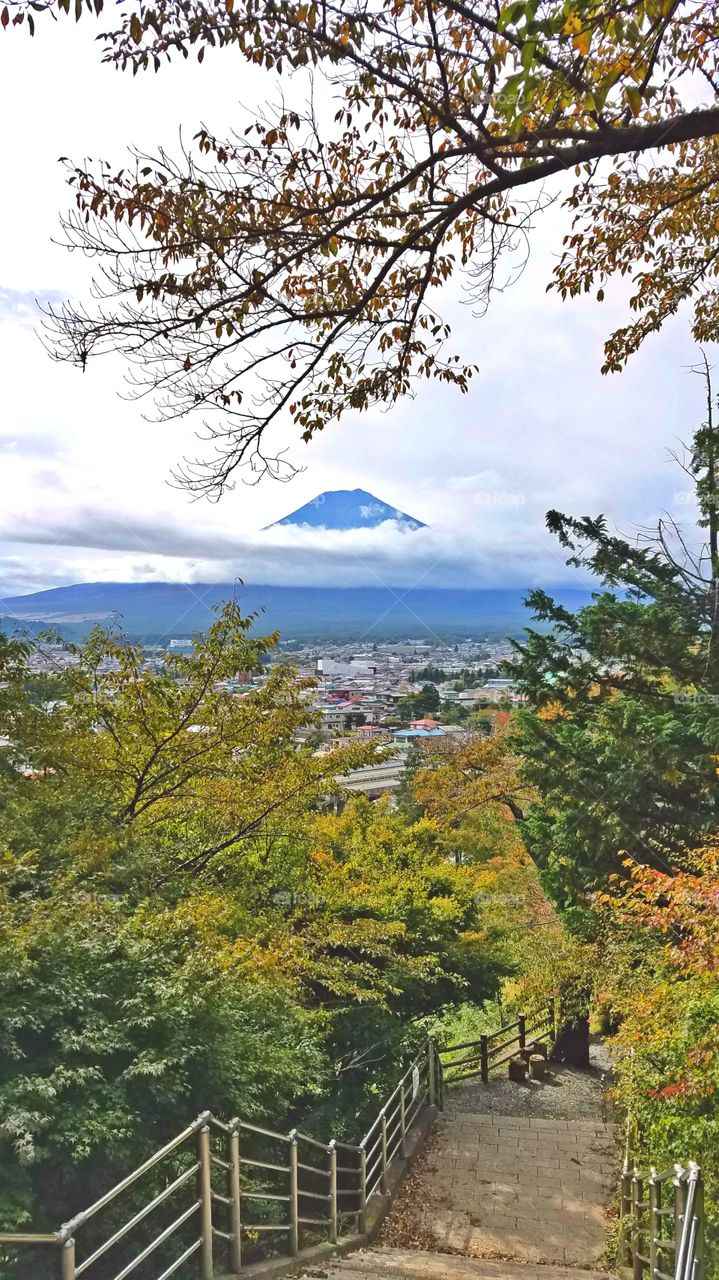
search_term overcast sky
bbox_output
[0,18,713,600]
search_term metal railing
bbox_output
[621,1158,704,1280]
[439,1001,556,1084]
[0,1041,439,1280]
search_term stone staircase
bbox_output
[302,1108,618,1280]
[314,1246,615,1280]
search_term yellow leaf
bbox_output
[573,28,590,56]
[562,12,582,35]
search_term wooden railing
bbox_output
[439,1001,556,1084]
[621,1158,704,1280]
[0,1041,440,1280]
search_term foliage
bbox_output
[293,796,506,1127]
[394,742,425,822]
[414,729,532,840]
[6,0,719,487]
[0,601,377,887]
[0,609,506,1233]
[595,846,719,1262]
[405,726,586,1024]
[412,666,449,685]
[508,374,719,915]
[439,701,471,725]
[0,875,323,1230]
[396,683,441,724]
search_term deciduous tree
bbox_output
[6,0,719,488]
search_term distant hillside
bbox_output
[0,582,594,643]
[268,488,427,530]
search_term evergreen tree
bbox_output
[508,364,719,916]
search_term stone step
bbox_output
[317,1245,616,1280]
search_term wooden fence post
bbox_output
[228,1124,242,1275]
[289,1133,299,1258]
[427,1038,436,1106]
[518,1015,527,1051]
[197,1125,214,1280]
[480,1034,489,1083]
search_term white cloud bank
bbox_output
[0,507,573,594]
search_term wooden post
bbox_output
[358,1147,367,1235]
[548,995,556,1037]
[228,1126,242,1275]
[518,1014,526,1051]
[508,1055,528,1082]
[632,1172,644,1280]
[528,1053,546,1081]
[380,1112,388,1195]
[427,1038,436,1106]
[289,1134,299,1258]
[399,1083,407,1158]
[480,1034,489,1083]
[59,1238,76,1280]
[197,1126,214,1280]
[648,1172,659,1280]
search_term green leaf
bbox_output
[521,39,536,71]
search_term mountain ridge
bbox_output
[0,581,593,642]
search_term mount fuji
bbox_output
[267,488,426,531]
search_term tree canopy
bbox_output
[0,609,508,1238]
[508,364,719,914]
[5,0,719,489]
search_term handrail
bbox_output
[621,1152,704,1280]
[0,1038,440,1280]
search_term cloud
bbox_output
[0,287,65,326]
[0,499,580,591]
[0,431,66,460]
[31,468,69,492]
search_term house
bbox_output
[391,727,447,741]
[356,724,389,739]
[409,718,441,730]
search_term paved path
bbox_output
[377,1110,617,1266]
[319,1248,615,1280]
[301,1052,618,1280]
